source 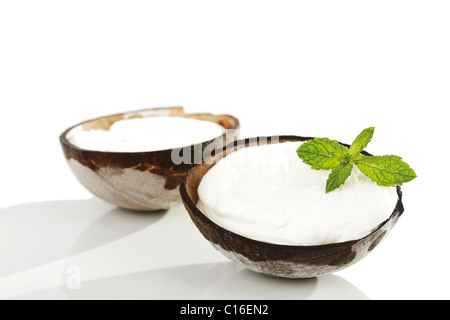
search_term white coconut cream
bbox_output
[197,141,399,246]
[68,117,225,152]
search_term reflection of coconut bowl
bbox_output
[180,136,404,278]
[60,107,239,211]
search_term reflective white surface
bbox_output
[0,200,369,300]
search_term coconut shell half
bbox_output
[60,107,240,211]
[180,136,404,278]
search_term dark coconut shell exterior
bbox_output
[180,136,404,278]
[60,107,240,211]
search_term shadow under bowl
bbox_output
[180,136,404,278]
[60,106,240,211]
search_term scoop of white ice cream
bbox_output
[197,141,398,246]
[68,116,225,152]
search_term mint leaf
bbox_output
[326,162,354,193]
[348,127,375,157]
[296,138,348,170]
[355,155,417,187]
[296,127,417,193]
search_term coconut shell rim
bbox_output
[59,106,240,156]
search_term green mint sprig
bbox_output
[296,127,417,193]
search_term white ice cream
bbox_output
[68,116,225,152]
[197,141,399,246]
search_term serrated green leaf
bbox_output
[326,161,354,193]
[355,155,417,186]
[348,127,375,157]
[296,138,348,170]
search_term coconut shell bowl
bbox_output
[180,136,404,278]
[60,107,240,211]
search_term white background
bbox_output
[0,1,449,300]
